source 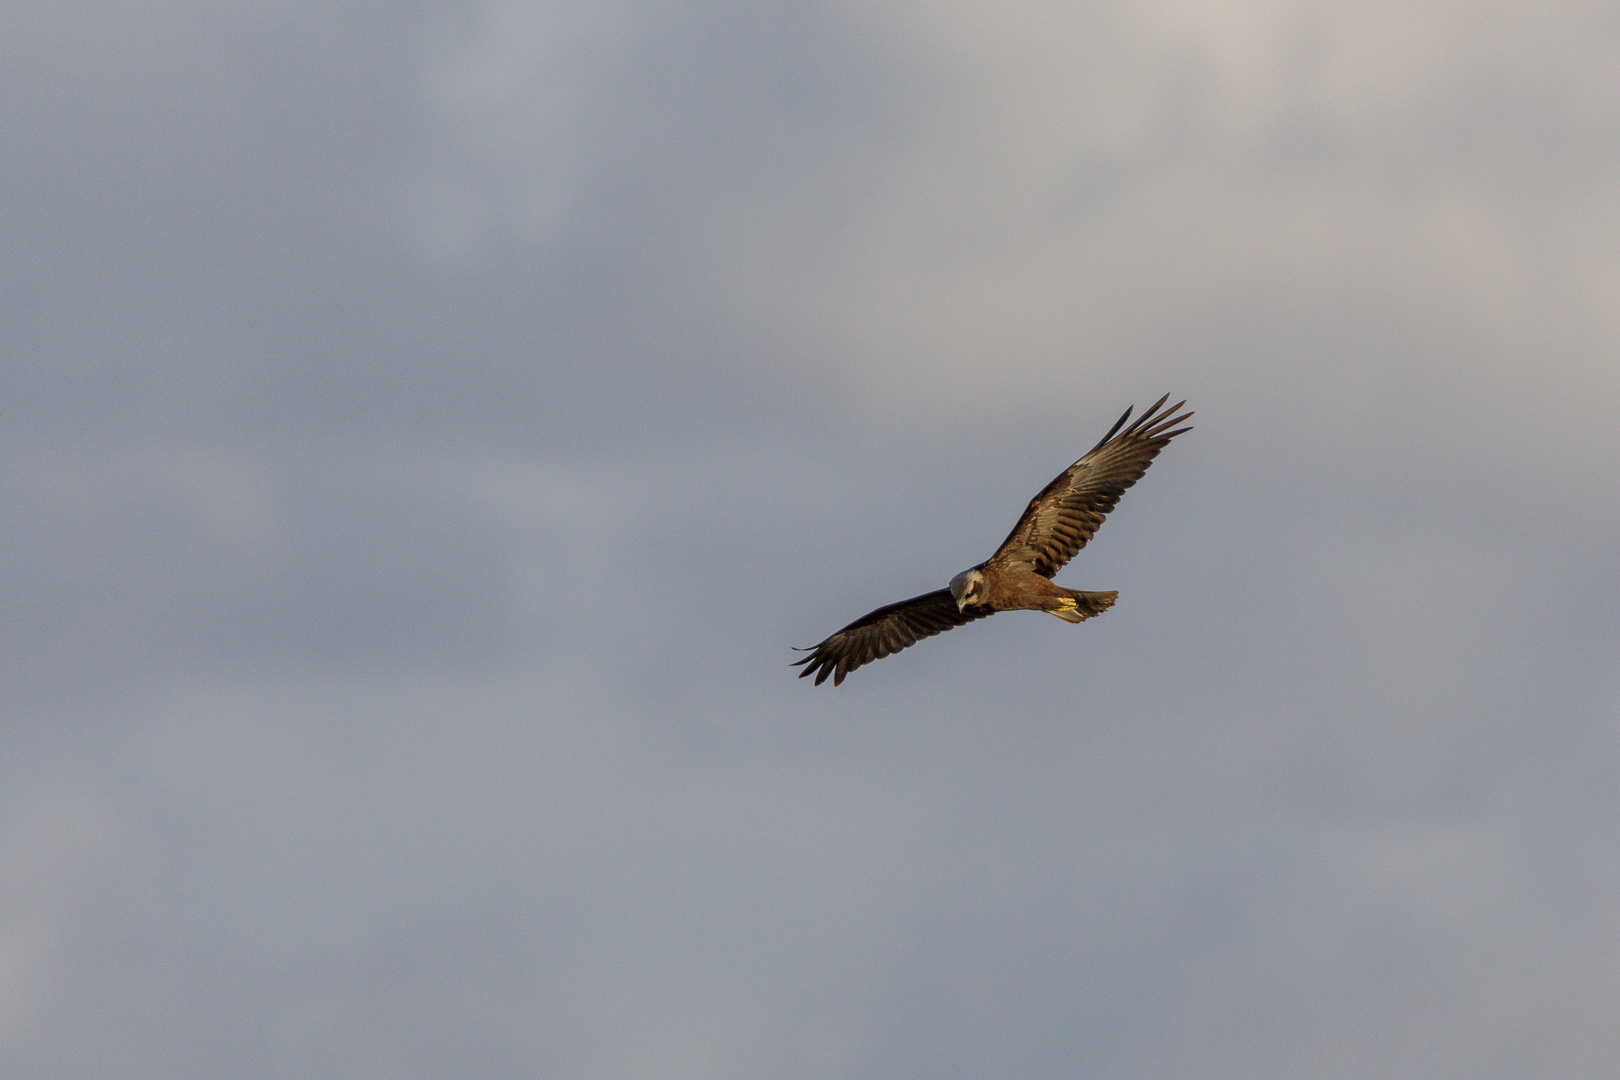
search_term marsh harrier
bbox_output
[793,395,1191,685]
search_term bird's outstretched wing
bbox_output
[987,395,1192,578]
[793,589,993,686]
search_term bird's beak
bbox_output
[954,596,967,612]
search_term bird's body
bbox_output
[793,395,1191,686]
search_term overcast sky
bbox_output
[4,1,1619,1076]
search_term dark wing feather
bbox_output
[987,395,1192,578]
[793,589,993,687]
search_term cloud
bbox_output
[0,786,113,1044]
[391,0,1620,461]
[0,444,515,685]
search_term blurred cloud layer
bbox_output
[3,1,1618,1076]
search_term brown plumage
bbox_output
[793,395,1192,686]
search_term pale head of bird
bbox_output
[949,567,987,611]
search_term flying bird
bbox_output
[793,395,1192,686]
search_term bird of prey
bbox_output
[793,395,1192,686]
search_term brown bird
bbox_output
[793,395,1192,686]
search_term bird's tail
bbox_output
[1047,589,1117,623]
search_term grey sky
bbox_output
[3,1,1618,1077]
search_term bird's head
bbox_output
[949,567,987,612]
